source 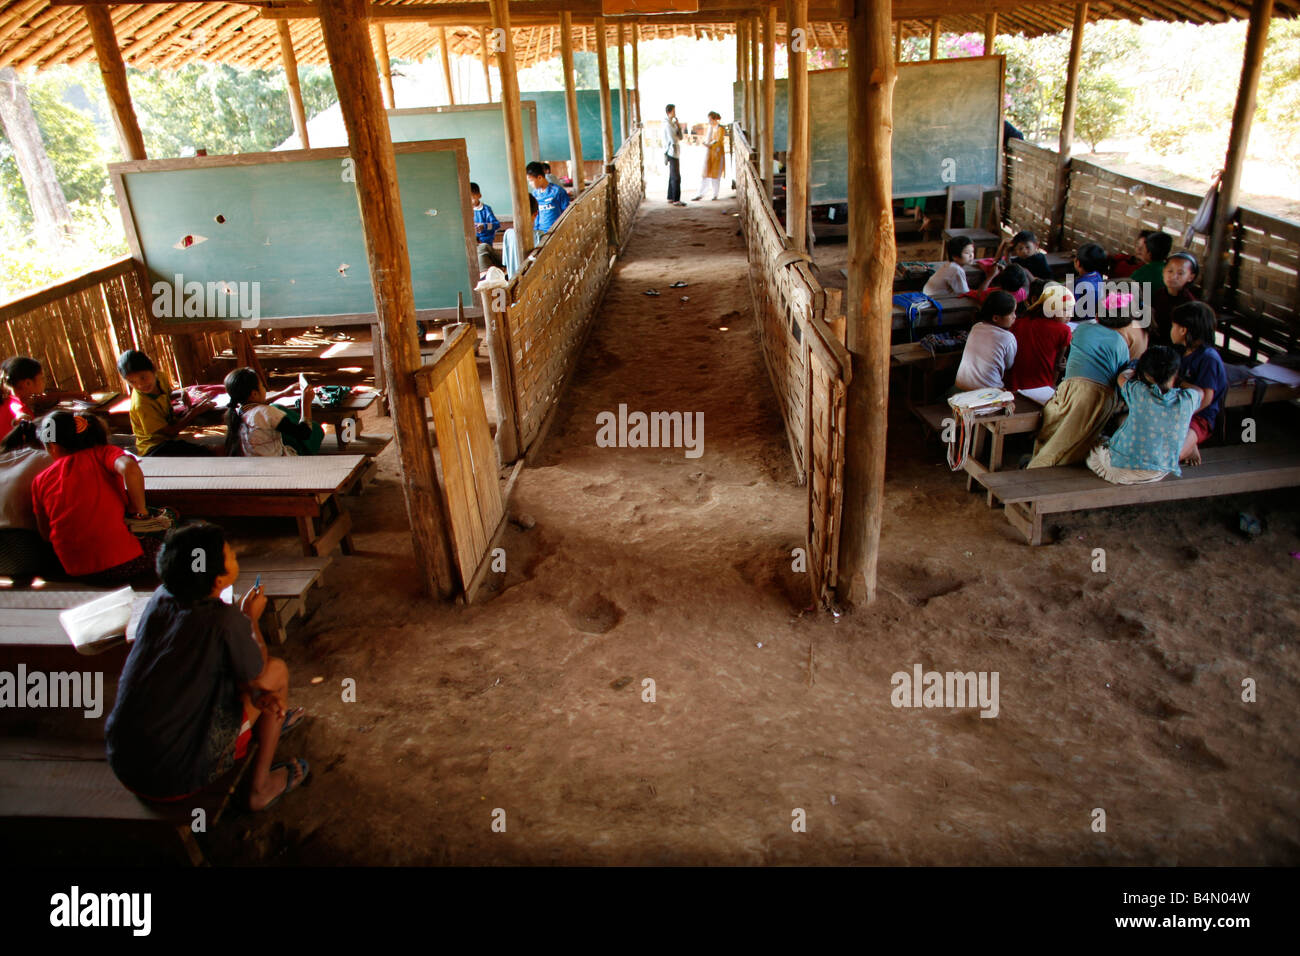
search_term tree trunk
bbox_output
[0,66,74,245]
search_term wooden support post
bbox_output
[480,25,494,101]
[984,12,998,55]
[374,24,394,109]
[1050,3,1087,250]
[762,3,776,196]
[616,22,629,145]
[317,0,458,599]
[787,0,809,252]
[278,21,311,148]
[737,20,749,132]
[439,26,456,105]
[489,0,533,254]
[749,15,760,169]
[929,19,940,59]
[894,25,902,63]
[1203,0,1274,304]
[560,11,585,195]
[631,24,640,126]
[479,286,520,463]
[839,0,897,606]
[84,6,147,161]
[594,16,614,164]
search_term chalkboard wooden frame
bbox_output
[109,140,479,333]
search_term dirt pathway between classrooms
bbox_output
[194,191,1300,866]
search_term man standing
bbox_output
[663,103,685,207]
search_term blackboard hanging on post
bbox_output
[110,140,478,332]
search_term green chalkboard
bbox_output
[110,141,477,330]
[736,58,1004,204]
[387,103,540,212]
[519,89,623,163]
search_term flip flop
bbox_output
[280,706,307,736]
[643,289,660,296]
[258,757,310,812]
[669,281,688,288]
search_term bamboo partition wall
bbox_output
[733,127,849,606]
[1005,144,1300,361]
[0,256,222,393]
[612,128,644,252]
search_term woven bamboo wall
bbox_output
[1063,160,1208,260]
[0,257,195,393]
[1231,209,1300,357]
[804,324,848,602]
[613,129,644,252]
[1004,139,1056,244]
[506,173,614,450]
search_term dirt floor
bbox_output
[10,156,1297,866]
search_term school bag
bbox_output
[945,387,1015,472]
[892,292,943,343]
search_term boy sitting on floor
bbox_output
[1170,301,1227,467]
[106,521,309,810]
[117,350,212,457]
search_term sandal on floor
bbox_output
[257,757,310,812]
[280,706,307,736]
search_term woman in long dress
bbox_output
[692,111,726,201]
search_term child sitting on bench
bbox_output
[1071,242,1108,318]
[1087,346,1203,484]
[1171,302,1228,467]
[966,262,1031,308]
[1149,252,1199,347]
[117,350,212,457]
[31,411,168,585]
[223,367,322,457]
[106,521,309,810]
[0,420,58,576]
[954,292,1018,391]
[923,235,974,297]
[1007,282,1074,392]
[995,230,1053,281]
[0,355,91,443]
[471,181,504,272]
[1028,308,1133,468]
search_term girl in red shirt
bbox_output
[32,411,164,585]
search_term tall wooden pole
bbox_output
[983,12,998,55]
[373,24,394,109]
[594,16,614,163]
[559,11,586,195]
[929,20,940,59]
[317,0,458,599]
[895,24,902,62]
[278,21,311,148]
[1050,3,1087,249]
[439,26,457,105]
[839,0,896,607]
[480,25,494,101]
[631,24,640,126]
[762,4,776,196]
[616,22,629,145]
[489,0,533,253]
[749,15,761,172]
[737,21,749,132]
[787,0,809,252]
[84,6,147,161]
[1203,0,1274,303]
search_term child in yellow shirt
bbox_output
[117,351,212,457]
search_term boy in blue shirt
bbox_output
[1171,301,1228,467]
[527,161,569,235]
[1071,242,1108,319]
[471,181,503,271]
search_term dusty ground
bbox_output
[9,156,1298,866]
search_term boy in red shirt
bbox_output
[31,411,166,585]
[1006,282,1074,392]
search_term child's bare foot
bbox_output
[1181,446,1202,466]
[248,757,309,811]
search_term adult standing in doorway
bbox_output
[663,103,685,207]
[692,112,725,201]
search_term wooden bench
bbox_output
[0,737,251,865]
[979,444,1300,545]
[141,456,367,557]
[0,555,332,649]
[892,253,1074,292]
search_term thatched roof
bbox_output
[1,1,1296,74]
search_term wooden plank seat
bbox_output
[979,444,1300,545]
[208,338,442,375]
[0,555,332,648]
[0,737,252,865]
[890,293,977,333]
[140,455,366,557]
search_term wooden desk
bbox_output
[892,253,1075,293]
[141,456,367,556]
[962,397,1047,502]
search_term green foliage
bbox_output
[1075,75,1128,152]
